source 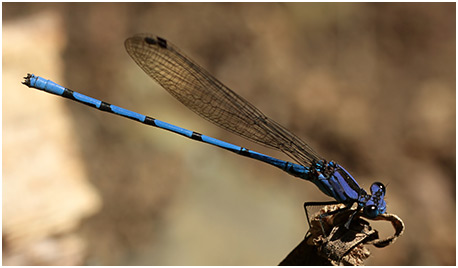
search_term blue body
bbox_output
[22,34,387,220]
[23,74,386,218]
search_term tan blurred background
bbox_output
[3,3,455,265]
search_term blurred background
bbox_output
[3,3,455,265]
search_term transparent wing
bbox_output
[125,33,321,166]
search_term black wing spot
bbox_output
[157,37,167,48]
[144,37,157,45]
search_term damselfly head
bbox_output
[362,182,387,218]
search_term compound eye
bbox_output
[363,205,379,218]
[371,182,386,195]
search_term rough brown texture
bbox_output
[280,205,405,265]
